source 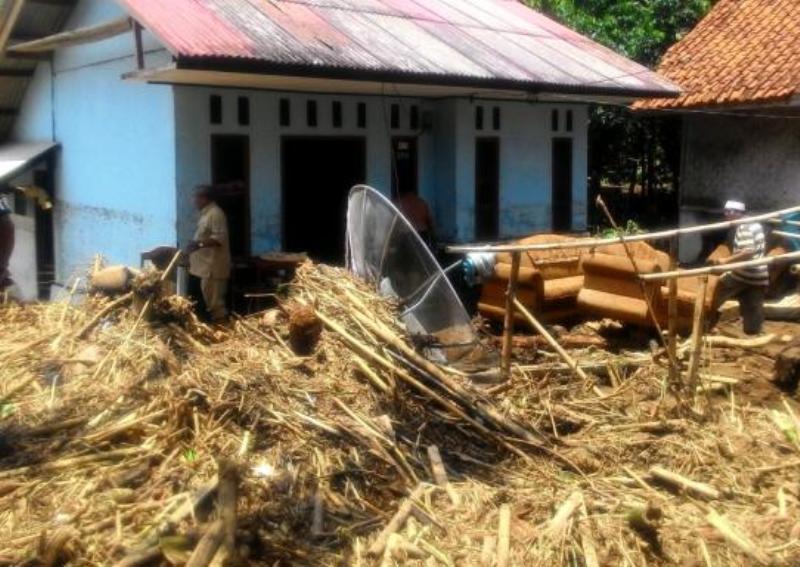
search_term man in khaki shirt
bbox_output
[187,185,231,321]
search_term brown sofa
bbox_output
[478,234,587,324]
[577,242,720,331]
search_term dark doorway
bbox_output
[391,137,417,198]
[211,135,250,257]
[475,137,500,240]
[282,137,366,263]
[33,166,55,299]
[552,137,573,232]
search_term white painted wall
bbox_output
[8,213,36,301]
[174,87,588,247]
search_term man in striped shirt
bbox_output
[711,200,768,335]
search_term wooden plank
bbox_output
[447,203,800,254]
[8,17,131,53]
[500,251,521,379]
[0,0,26,53]
[133,21,144,70]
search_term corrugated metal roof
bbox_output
[118,0,678,97]
[0,140,57,182]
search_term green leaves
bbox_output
[528,0,714,66]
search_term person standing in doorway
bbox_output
[710,200,768,335]
[187,185,231,322]
[395,186,435,247]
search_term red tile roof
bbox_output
[118,0,677,98]
[637,0,800,110]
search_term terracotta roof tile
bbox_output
[635,0,800,110]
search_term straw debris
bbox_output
[0,261,799,565]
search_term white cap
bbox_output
[724,200,745,212]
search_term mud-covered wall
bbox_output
[679,113,800,262]
[13,0,176,282]
[682,113,800,210]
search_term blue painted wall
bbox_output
[13,0,589,282]
[13,0,177,282]
[174,88,438,252]
[174,88,588,248]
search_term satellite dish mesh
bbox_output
[346,185,480,364]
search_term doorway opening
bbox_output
[552,137,573,232]
[282,137,366,263]
[391,137,418,198]
[475,137,500,240]
[33,166,55,299]
[211,134,250,257]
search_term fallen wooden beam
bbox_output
[8,17,132,53]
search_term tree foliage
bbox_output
[529,0,714,66]
[528,0,715,226]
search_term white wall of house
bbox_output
[13,0,177,282]
[8,211,37,301]
[174,86,588,249]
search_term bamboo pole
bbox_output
[667,236,679,386]
[641,249,800,281]
[500,252,522,379]
[772,230,800,241]
[8,17,132,54]
[496,504,511,567]
[686,277,709,395]
[447,203,800,254]
[512,298,588,383]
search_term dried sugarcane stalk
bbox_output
[75,292,134,340]
[350,309,542,445]
[216,459,239,561]
[705,509,770,565]
[512,298,589,385]
[186,520,224,567]
[315,309,534,461]
[368,484,427,556]
[496,504,511,567]
[649,466,720,500]
[544,491,583,541]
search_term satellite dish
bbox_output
[346,185,485,365]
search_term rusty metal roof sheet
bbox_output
[118,0,678,97]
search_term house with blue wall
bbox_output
[2,0,676,286]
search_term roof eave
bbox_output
[175,56,680,101]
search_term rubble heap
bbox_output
[1,262,799,565]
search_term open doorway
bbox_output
[475,137,500,240]
[282,137,366,263]
[552,137,573,232]
[211,135,250,257]
[391,137,417,199]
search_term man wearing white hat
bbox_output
[710,200,768,335]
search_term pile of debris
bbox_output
[1,262,800,565]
